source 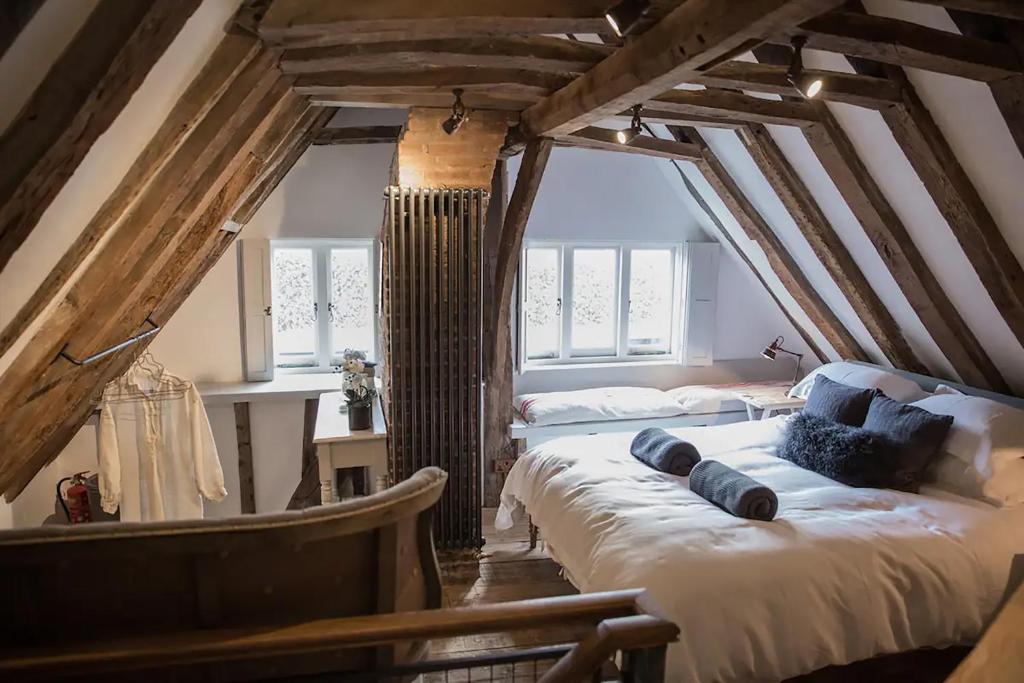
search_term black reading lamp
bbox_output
[761,336,804,384]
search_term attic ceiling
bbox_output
[0,0,1023,500]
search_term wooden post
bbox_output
[482,138,553,507]
[287,398,321,510]
[234,402,256,514]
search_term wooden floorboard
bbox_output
[430,507,580,665]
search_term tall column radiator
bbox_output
[382,187,485,550]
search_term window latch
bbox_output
[555,297,562,315]
[312,302,318,320]
[263,306,272,316]
[327,301,336,322]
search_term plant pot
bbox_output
[348,403,372,431]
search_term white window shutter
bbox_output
[682,242,719,367]
[239,239,274,381]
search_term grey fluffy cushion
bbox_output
[803,375,877,426]
[777,413,912,489]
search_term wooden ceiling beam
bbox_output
[909,0,1024,21]
[696,61,901,108]
[0,50,296,493]
[681,127,869,362]
[647,89,820,127]
[309,93,534,112]
[801,106,1008,392]
[740,124,928,373]
[312,125,403,146]
[555,128,703,161]
[292,67,572,100]
[518,0,844,138]
[0,33,262,360]
[870,65,1024,351]
[787,10,1022,81]
[280,37,613,75]
[0,0,201,274]
[258,0,612,46]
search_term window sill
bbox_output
[520,359,681,373]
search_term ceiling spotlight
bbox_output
[787,36,824,100]
[441,88,468,135]
[604,0,651,38]
[615,104,643,144]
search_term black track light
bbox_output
[787,36,824,99]
[441,88,468,135]
[604,0,651,38]
[615,104,643,144]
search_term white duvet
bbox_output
[497,417,1024,682]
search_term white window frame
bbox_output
[270,238,379,374]
[518,240,683,369]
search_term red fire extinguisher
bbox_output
[57,472,93,524]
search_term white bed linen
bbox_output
[514,386,685,426]
[497,417,1024,682]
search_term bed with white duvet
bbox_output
[497,415,1024,682]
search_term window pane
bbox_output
[628,249,673,354]
[271,248,316,366]
[330,248,374,359]
[524,248,560,360]
[571,248,617,355]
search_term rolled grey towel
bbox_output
[689,460,778,521]
[630,427,701,476]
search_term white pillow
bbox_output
[514,387,685,426]
[665,385,745,414]
[934,383,965,396]
[911,393,1024,506]
[788,362,929,403]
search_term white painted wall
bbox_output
[510,146,820,393]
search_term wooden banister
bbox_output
[539,615,680,683]
[1,590,653,677]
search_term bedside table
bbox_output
[730,381,806,420]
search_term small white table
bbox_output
[731,382,806,420]
[314,391,388,504]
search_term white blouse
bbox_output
[98,369,227,522]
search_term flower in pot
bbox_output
[339,349,376,430]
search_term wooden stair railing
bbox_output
[0,589,679,682]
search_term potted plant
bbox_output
[339,349,376,431]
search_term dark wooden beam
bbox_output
[696,61,901,108]
[911,0,1024,21]
[292,67,571,98]
[683,128,869,362]
[312,125,402,146]
[0,57,298,496]
[310,92,535,112]
[519,0,844,137]
[287,397,322,510]
[0,0,201,273]
[801,107,1009,392]
[281,36,613,75]
[555,128,703,161]
[0,33,261,359]
[741,124,928,373]
[234,402,256,514]
[482,138,552,513]
[0,0,43,59]
[659,134,828,363]
[259,0,612,46]
[789,10,1022,81]
[647,89,820,127]
[865,65,1024,353]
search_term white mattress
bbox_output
[497,417,1024,682]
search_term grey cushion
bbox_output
[777,413,908,489]
[803,375,877,426]
[862,394,954,490]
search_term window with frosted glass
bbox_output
[570,248,618,356]
[628,249,673,354]
[271,247,317,366]
[330,248,374,359]
[523,247,561,359]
